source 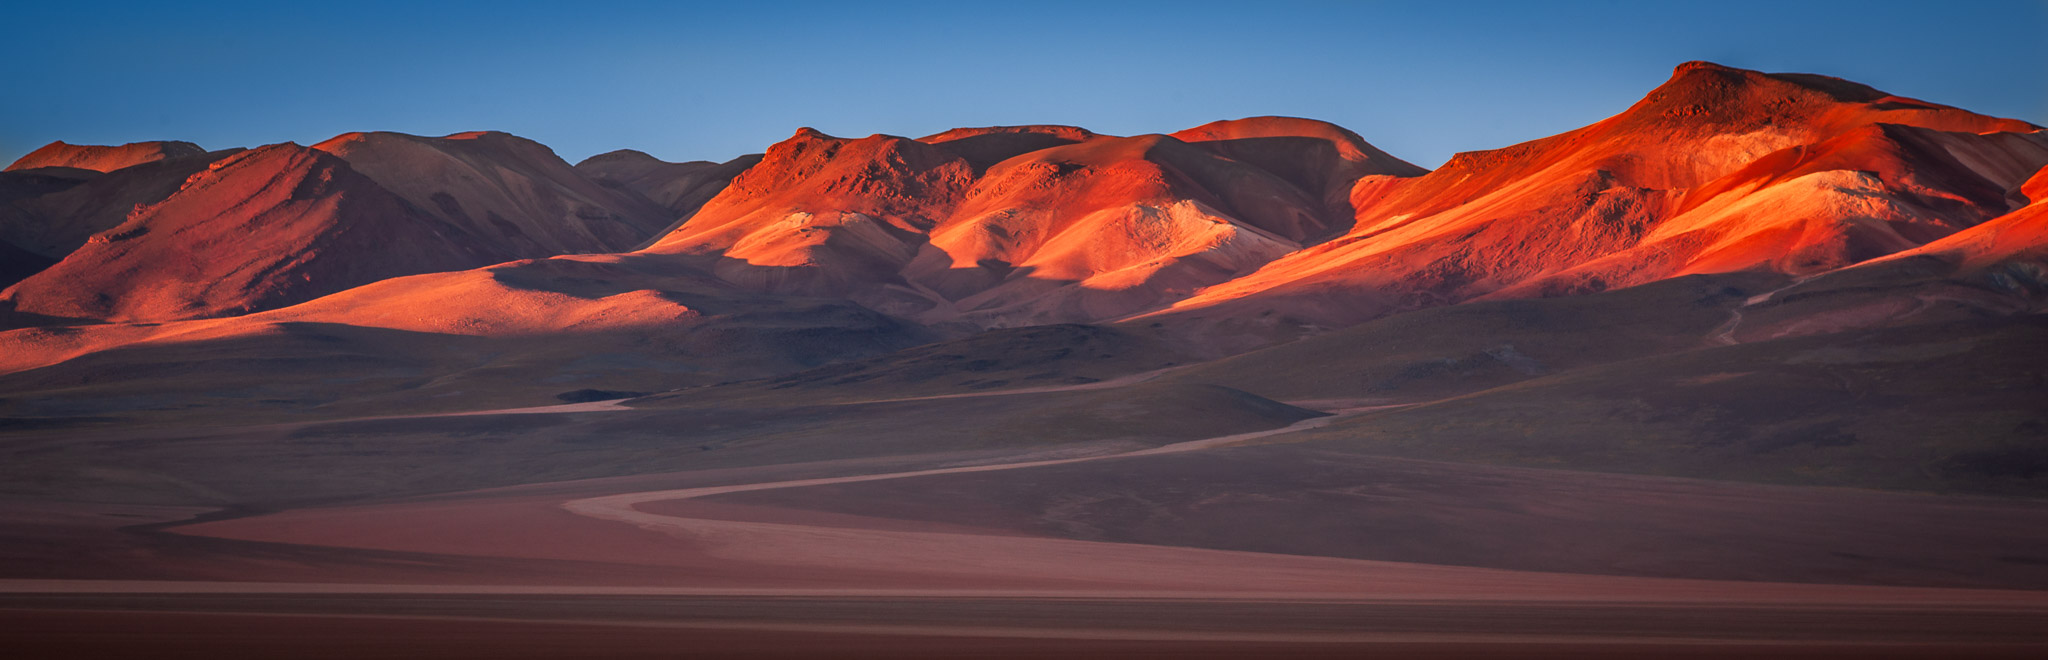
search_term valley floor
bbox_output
[5,394,2048,658]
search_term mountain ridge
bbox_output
[1,61,2043,426]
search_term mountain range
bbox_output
[2,61,2044,499]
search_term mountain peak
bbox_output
[1636,62,2036,138]
[791,127,836,141]
[576,149,665,168]
[919,125,1100,144]
[311,130,546,156]
[1664,60,1885,103]
[1170,116,1428,181]
[1671,60,1732,74]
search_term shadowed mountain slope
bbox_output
[0,238,51,288]
[0,167,94,205]
[0,148,243,260]
[574,149,761,224]
[311,131,673,256]
[918,124,1101,172]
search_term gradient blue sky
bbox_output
[3,1,2043,169]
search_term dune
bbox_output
[240,257,709,336]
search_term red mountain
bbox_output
[5,140,207,173]
[1139,62,2047,344]
[0,147,243,260]
[641,118,1421,325]
[1169,116,1427,217]
[899,130,1346,324]
[1,131,685,324]
[0,144,492,322]
[641,127,978,297]
[310,131,672,256]
[4,61,2044,389]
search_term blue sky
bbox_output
[3,1,2043,169]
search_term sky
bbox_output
[3,1,2044,169]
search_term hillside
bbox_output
[1140,62,2046,347]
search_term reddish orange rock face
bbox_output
[1137,62,2048,338]
[638,120,1422,326]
